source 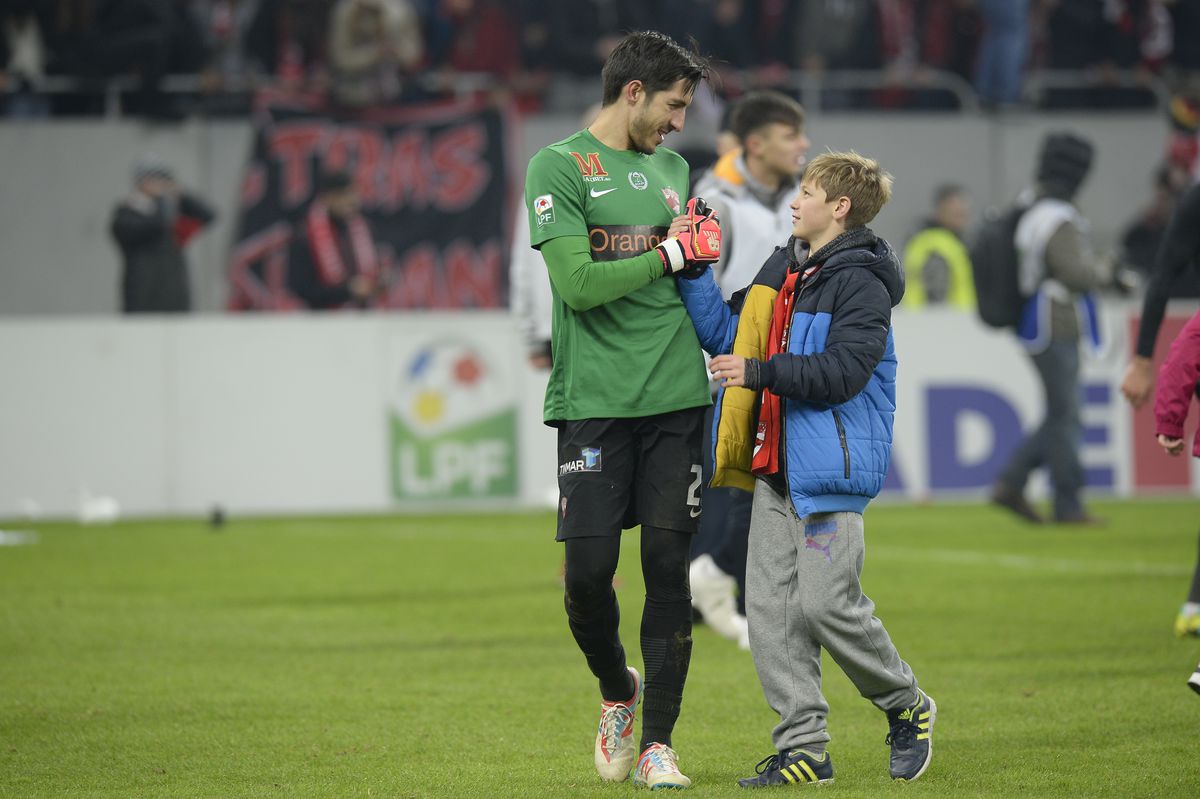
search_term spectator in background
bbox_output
[0,0,52,117]
[991,133,1107,525]
[189,0,264,91]
[327,0,421,107]
[975,0,1029,108]
[543,0,654,78]
[111,154,216,313]
[288,168,382,310]
[245,0,330,91]
[794,0,881,109]
[660,0,757,94]
[902,184,976,310]
[89,0,176,118]
[1165,0,1200,101]
[1118,163,1190,282]
[425,0,518,104]
[689,90,810,649]
[1121,181,1200,407]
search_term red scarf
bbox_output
[751,261,826,476]
[751,268,800,476]
[305,201,379,285]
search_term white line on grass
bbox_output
[871,545,1191,577]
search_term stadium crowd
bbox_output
[1,0,1198,118]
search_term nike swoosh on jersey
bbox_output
[590,187,618,198]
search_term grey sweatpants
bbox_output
[746,480,920,753]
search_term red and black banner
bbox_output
[228,96,513,310]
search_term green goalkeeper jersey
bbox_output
[525,129,710,423]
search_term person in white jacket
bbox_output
[688,90,810,647]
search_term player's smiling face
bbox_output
[629,78,693,155]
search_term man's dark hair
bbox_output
[317,167,354,194]
[730,90,805,144]
[600,31,710,107]
[932,183,965,207]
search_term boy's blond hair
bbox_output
[803,151,893,229]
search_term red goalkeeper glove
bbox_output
[655,197,722,276]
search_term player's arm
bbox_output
[1136,184,1200,360]
[540,235,666,311]
[526,151,717,311]
[541,207,715,311]
[1124,185,1200,407]
[1154,311,1200,453]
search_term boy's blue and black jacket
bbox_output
[678,228,905,519]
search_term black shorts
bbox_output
[555,405,706,540]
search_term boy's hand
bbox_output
[710,354,747,387]
[1157,434,1185,456]
[656,197,722,275]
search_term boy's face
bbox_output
[628,78,693,154]
[790,178,841,243]
[748,122,810,182]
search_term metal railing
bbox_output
[5,67,1171,119]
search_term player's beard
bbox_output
[629,111,661,155]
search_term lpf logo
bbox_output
[390,339,518,499]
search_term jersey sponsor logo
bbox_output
[661,187,681,214]
[533,193,555,227]
[559,446,602,475]
[628,171,648,190]
[588,225,669,261]
[589,187,618,198]
[569,151,608,178]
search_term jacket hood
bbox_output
[790,229,906,307]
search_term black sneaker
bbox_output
[737,748,833,788]
[1188,662,1200,696]
[885,691,936,781]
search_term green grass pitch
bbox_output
[1,499,1198,798]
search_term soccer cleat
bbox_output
[1174,606,1200,637]
[885,690,936,781]
[737,748,833,788]
[594,667,642,781]
[632,743,691,790]
[1189,662,1200,696]
[690,554,745,644]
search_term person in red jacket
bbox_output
[1153,307,1200,694]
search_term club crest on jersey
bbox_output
[628,171,648,190]
[570,152,608,180]
[534,194,554,227]
[662,187,681,214]
[560,446,602,475]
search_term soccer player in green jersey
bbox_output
[524,31,720,789]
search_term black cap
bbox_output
[1036,132,1094,199]
[317,168,354,194]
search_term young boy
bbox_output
[1152,307,1200,693]
[677,151,935,786]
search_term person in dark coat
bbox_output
[110,155,216,313]
[287,168,382,310]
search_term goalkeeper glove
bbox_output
[655,197,722,276]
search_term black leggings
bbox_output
[563,527,693,749]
